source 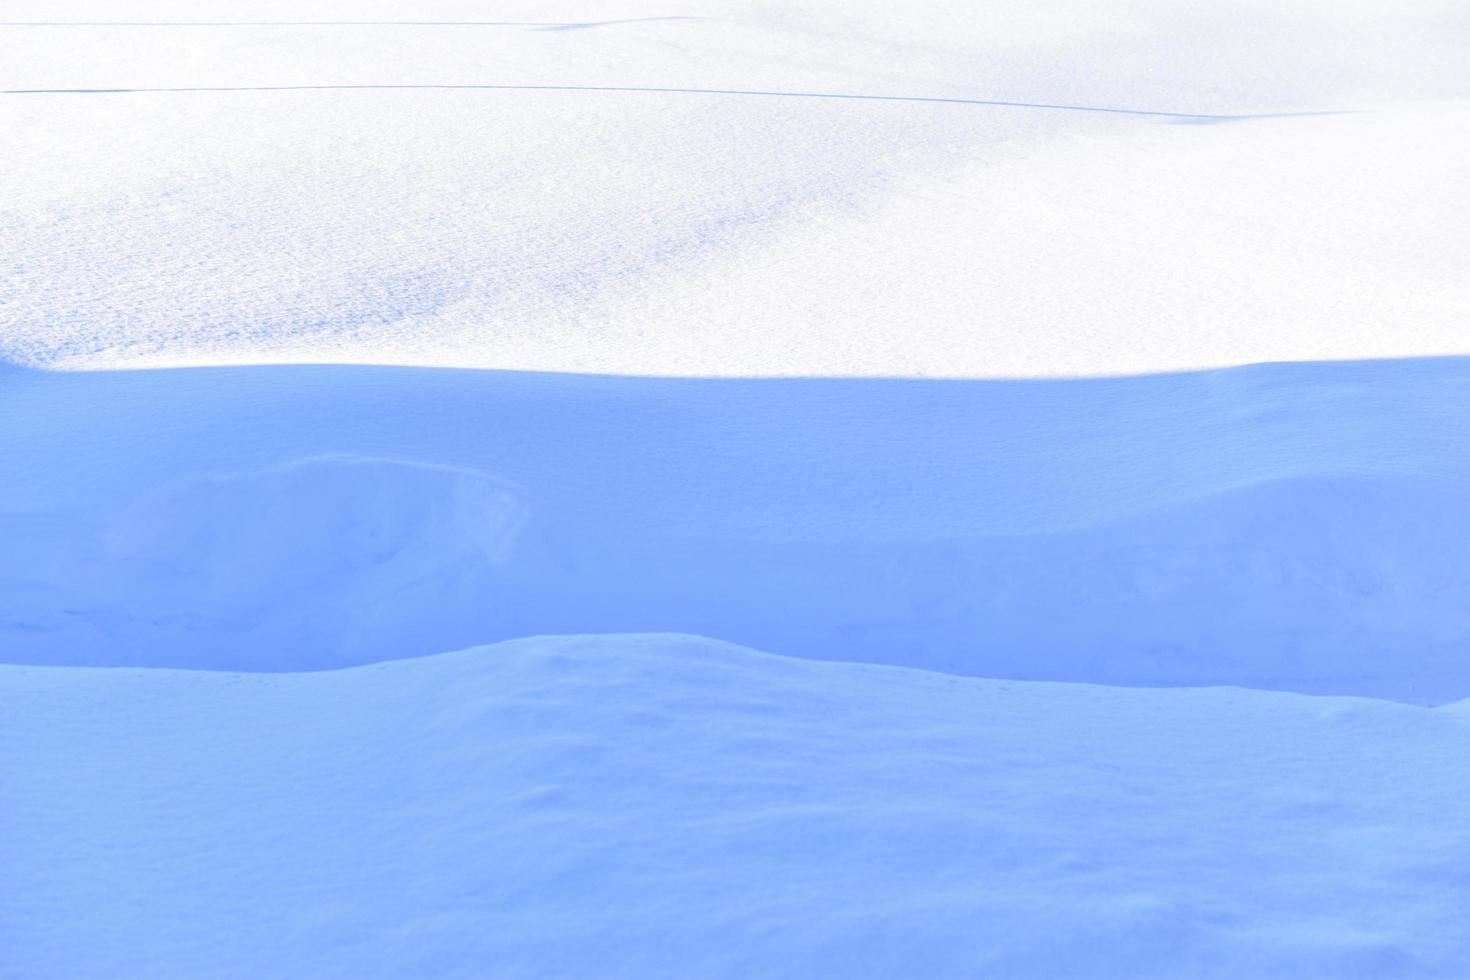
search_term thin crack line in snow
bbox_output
[0,83,1348,120]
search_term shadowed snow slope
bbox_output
[3,358,1468,702]
[4,634,1468,979]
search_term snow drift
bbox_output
[3,358,1469,702]
[5,634,1469,979]
[3,0,1468,378]
[4,1,1470,977]
[4,2,1468,700]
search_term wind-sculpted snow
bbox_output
[3,0,1468,377]
[1,457,524,670]
[3,2,1469,975]
[3,359,1468,702]
[4,634,1468,979]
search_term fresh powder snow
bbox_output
[6,635,1469,978]
[2,1,1468,978]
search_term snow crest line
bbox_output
[0,82,1346,121]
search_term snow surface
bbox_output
[4,357,1470,703]
[3,0,1469,376]
[6,634,1470,979]
[4,1,1470,976]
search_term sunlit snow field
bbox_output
[3,2,1470,978]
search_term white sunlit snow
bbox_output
[2,2,1469,978]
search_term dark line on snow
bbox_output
[0,83,1347,121]
[0,19,693,29]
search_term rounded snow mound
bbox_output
[5,633,1468,979]
[4,453,1469,703]
[4,359,1470,702]
[1,456,524,671]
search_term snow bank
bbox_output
[4,359,1468,701]
[3,2,1467,699]
[3,0,1467,377]
[2,3,1468,974]
[4,634,1467,979]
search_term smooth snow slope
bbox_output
[5,634,1469,980]
[3,358,1470,702]
[3,0,1469,375]
[3,5,1469,976]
